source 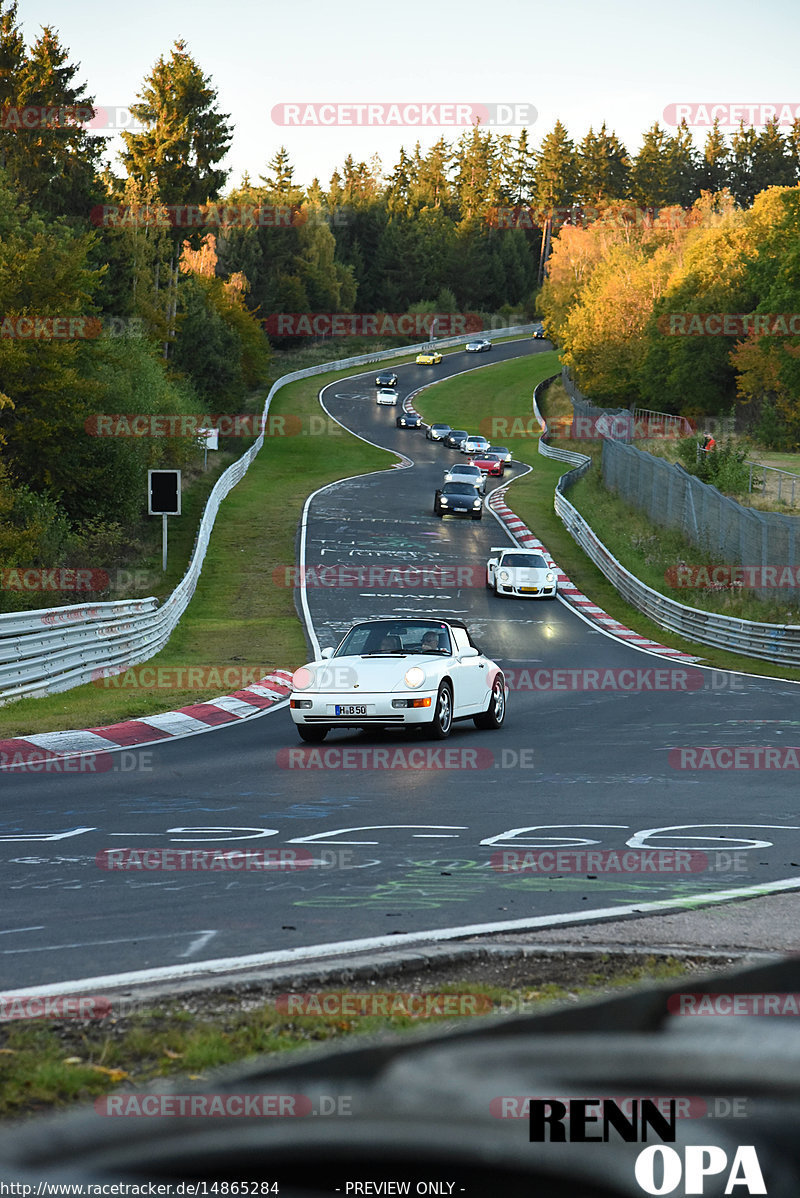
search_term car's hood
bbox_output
[293,653,442,694]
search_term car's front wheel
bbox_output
[472,511,482,521]
[296,725,329,743]
[429,682,453,739]
[474,677,505,730]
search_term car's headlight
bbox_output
[546,571,555,583]
[499,570,510,582]
[473,497,481,507]
[440,497,449,506]
[404,666,426,689]
[292,666,314,690]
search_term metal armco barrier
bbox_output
[0,327,534,704]
[534,376,800,666]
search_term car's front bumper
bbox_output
[290,690,438,727]
[495,582,557,597]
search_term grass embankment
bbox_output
[413,353,800,680]
[0,955,704,1121]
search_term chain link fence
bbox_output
[600,424,800,600]
[561,367,634,440]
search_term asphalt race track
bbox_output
[3,338,800,991]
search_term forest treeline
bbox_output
[3,0,800,598]
[539,186,800,446]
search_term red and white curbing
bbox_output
[0,670,294,768]
[487,490,699,663]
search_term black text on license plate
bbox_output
[335,704,367,716]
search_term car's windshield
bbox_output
[334,621,453,656]
[442,482,479,494]
[502,553,549,568]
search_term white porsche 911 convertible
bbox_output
[289,618,506,742]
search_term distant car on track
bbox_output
[443,463,486,495]
[375,370,398,386]
[461,435,490,456]
[488,445,512,463]
[434,481,483,519]
[469,452,504,477]
[465,338,491,352]
[532,326,546,339]
[444,429,469,450]
[416,350,443,365]
[427,423,452,442]
[376,388,398,406]
[486,546,558,598]
[396,411,422,429]
[288,617,506,741]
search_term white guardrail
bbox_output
[0,326,535,704]
[533,376,800,666]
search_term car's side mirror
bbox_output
[320,647,334,659]
[459,646,479,660]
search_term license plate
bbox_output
[454,506,467,512]
[520,586,538,593]
[335,704,367,716]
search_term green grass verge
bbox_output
[0,956,696,1122]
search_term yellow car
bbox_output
[416,349,443,365]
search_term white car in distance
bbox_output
[486,547,558,598]
[443,463,486,495]
[376,388,398,406]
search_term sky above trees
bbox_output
[20,0,800,188]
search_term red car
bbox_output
[468,452,505,478]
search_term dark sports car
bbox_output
[396,411,422,429]
[433,481,483,519]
